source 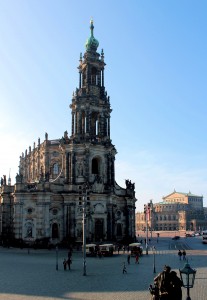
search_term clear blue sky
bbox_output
[0,0,207,211]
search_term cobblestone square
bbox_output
[0,245,207,300]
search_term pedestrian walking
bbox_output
[182,250,186,260]
[127,254,131,264]
[63,258,67,271]
[178,250,182,261]
[98,251,102,258]
[135,253,139,264]
[122,262,127,274]
[67,257,72,270]
[68,249,72,259]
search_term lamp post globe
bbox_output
[179,262,196,300]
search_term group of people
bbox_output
[149,265,182,300]
[126,253,140,265]
[178,249,186,260]
[63,249,72,271]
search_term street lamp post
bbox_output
[146,219,149,255]
[179,262,196,300]
[56,245,58,271]
[144,204,149,255]
[82,182,89,276]
[153,246,156,273]
[149,200,153,240]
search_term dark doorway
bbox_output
[117,223,122,236]
[92,158,99,174]
[52,223,59,239]
[95,219,104,241]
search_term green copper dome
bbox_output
[85,19,99,51]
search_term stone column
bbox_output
[71,112,75,135]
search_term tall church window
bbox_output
[91,112,98,136]
[52,223,59,239]
[92,157,99,174]
[91,67,97,85]
[25,222,33,238]
[95,219,103,241]
[53,163,59,175]
[117,223,122,236]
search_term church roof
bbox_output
[163,191,202,199]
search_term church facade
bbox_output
[0,21,136,247]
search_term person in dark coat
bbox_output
[169,271,183,300]
[178,250,182,260]
[154,265,172,299]
[67,257,72,270]
[182,250,186,260]
[63,258,67,271]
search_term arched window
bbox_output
[91,67,97,85]
[95,219,103,241]
[92,158,99,174]
[53,163,59,175]
[26,222,33,238]
[52,223,59,239]
[117,223,122,236]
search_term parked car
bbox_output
[194,232,201,236]
[172,236,180,240]
[186,233,195,237]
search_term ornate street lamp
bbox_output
[82,182,89,276]
[152,246,156,273]
[179,262,196,300]
[55,245,59,271]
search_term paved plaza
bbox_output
[0,242,207,300]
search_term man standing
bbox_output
[127,254,131,264]
[182,250,186,260]
[154,265,172,299]
[178,250,182,261]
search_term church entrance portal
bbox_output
[95,219,104,241]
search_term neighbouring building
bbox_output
[136,191,206,234]
[0,20,137,247]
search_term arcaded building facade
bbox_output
[0,21,136,246]
[136,191,206,233]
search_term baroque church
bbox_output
[0,20,136,247]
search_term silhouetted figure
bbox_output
[169,271,183,300]
[182,250,186,260]
[63,258,67,271]
[154,265,172,299]
[178,250,182,261]
[123,262,127,274]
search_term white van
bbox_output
[99,244,114,256]
[85,244,97,256]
